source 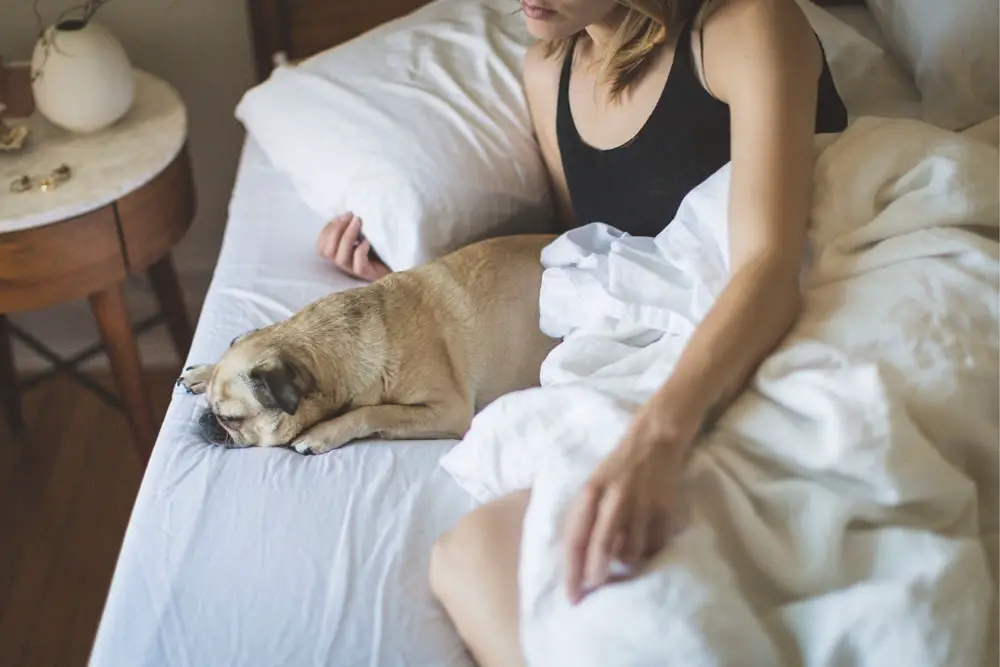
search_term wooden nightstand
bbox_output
[0,69,195,464]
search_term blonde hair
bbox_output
[544,0,708,100]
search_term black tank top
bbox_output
[556,19,848,237]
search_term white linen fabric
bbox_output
[823,2,899,50]
[89,140,478,667]
[800,0,923,121]
[234,0,554,272]
[441,116,1000,667]
[863,0,1000,131]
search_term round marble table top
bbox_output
[0,69,187,234]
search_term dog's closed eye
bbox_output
[217,415,245,426]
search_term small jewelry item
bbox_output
[9,174,32,193]
[0,103,31,153]
[0,124,29,152]
[8,163,72,193]
[38,163,71,191]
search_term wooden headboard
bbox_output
[244,0,869,83]
[245,0,437,82]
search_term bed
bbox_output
[89,1,999,665]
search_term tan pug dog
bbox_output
[177,233,559,455]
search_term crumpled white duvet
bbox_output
[440,116,1000,667]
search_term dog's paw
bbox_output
[291,440,317,456]
[177,364,214,395]
[291,422,355,456]
[291,437,338,456]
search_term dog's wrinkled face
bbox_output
[179,329,328,449]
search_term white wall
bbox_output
[1,0,257,370]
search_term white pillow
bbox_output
[235,0,555,271]
[864,0,1000,131]
[798,0,923,121]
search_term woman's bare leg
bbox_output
[430,490,530,667]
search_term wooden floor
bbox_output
[0,369,178,667]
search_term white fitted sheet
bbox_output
[89,140,478,667]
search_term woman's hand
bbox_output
[316,212,391,282]
[563,400,697,605]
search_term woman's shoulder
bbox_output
[697,0,823,103]
[699,0,814,33]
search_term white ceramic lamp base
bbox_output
[30,20,135,134]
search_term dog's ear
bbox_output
[249,355,312,415]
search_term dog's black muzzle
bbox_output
[199,410,233,447]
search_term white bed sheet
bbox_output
[89,139,478,667]
[826,4,894,50]
[808,2,924,122]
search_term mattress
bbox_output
[89,139,478,667]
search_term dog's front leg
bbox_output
[291,402,472,455]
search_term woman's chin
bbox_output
[523,18,572,41]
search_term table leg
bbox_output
[89,284,154,464]
[0,314,24,434]
[148,255,193,360]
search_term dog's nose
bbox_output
[198,410,232,446]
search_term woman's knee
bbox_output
[429,490,530,602]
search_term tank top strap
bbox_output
[674,15,697,67]
[666,17,715,102]
[556,34,579,130]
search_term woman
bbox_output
[319,0,847,664]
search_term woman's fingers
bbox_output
[625,503,651,567]
[335,216,363,268]
[583,485,627,594]
[352,240,377,280]
[317,213,393,282]
[564,483,601,605]
[649,511,672,556]
[366,256,392,281]
[317,212,352,259]
[353,240,393,282]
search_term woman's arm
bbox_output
[649,0,821,438]
[564,0,826,603]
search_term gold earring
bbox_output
[11,163,72,193]
[9,174,32,193]
[38,163,71,191]
[52,163,71,181]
